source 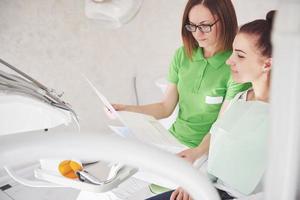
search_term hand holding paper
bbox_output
[83,74,186,153]
[103,106,117,120]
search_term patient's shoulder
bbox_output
[225,89,252,111]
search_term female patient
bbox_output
[148,10,276,200]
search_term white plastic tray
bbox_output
[34,163,137,193]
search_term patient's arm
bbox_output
[112,83,178,119]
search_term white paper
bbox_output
[117,111,186,153]
[108,125,132,138]
[83,75,124,124]
[83,75,186,152]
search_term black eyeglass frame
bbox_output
[185,19,219,33]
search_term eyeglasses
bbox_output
[185,20,219,33]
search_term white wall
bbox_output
[233,1,279,26]
[0,0,185,132]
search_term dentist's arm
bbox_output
[178,134,211,164]
[178,100,230,164]
[172,101,231,200]
[112,83,179,119]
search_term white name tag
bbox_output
[205,96,224,104]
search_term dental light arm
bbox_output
[0,132,220,200]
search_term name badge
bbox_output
[205,96,224,104]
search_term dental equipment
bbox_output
[76,163,124,185]
[0,58,78,122]
[0,58,79,135]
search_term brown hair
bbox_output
[239,10,276,58]
[181,0,238,59]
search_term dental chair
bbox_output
[0,131,224,200]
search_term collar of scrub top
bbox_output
[0,58,78,122]
[193,47,232,69]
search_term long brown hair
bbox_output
[182,0,238,59]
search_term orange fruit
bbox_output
[58,160,83,179]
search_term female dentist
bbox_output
[112,0,250,149]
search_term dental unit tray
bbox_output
[33,160,137,193]
[0,58,78,121]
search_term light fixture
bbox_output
[85,0,143,28]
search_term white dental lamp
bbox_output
[85,0,143,28]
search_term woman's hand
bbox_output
[177,148,202,164]
[103,104,126,119]
[178,134,211,164]
[170,187,192,200]
[111,104,126,111]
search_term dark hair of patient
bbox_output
[239,10,276,58]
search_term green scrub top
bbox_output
[168,46,251,148]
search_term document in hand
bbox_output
[117,111,186,153]
[84,77,186,153]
